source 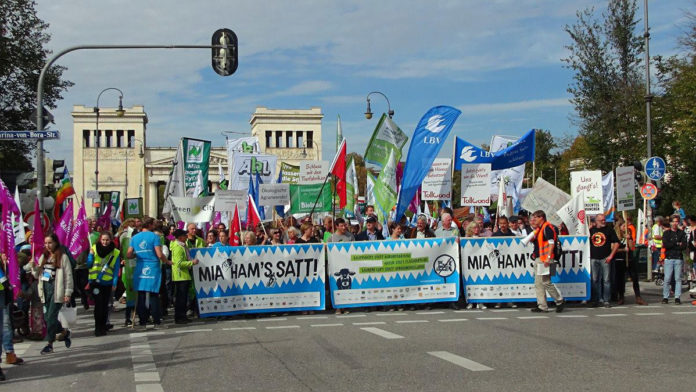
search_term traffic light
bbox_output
[632,161,644,188]
[211,28,238,76]
[52,160,65,183]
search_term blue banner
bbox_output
[461,236,591,303]
[192,244,326,317]
[327,238,460,308]
[454,129,535,170]
[395,106,461,221]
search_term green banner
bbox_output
[344,156,357,217]
[124,198,144,218]
[290,183,331,214]
[364,114,408,170]
[182,137,211,196]
[281,162,300,184]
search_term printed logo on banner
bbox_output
[187,140,204,163]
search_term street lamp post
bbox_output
[364,91,394,119]
[301,141,320,160]
[94,88,125,215]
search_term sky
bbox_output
[34,0,694,169]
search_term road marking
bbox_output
[13,342,31,356]
[438,318,468,322]
[517,316,549,320]
[556,315,588,318]
[257,317,288,322]
[231,319,248,323]
[360,327,404,339]
[455,310,482,313]
[222,326,257,331]
[130,332,166,338]
[335,314,366,318]
[136,385,165,392]
[428,351,493,371]
[476,317,508,320]
[134,372,161,382]
[416,311,445,315]
[130,332,164,392]
[375,312,408,317]
[490,309,519,313]
[635,305,661,308]
[635,312,664,316]
[310,323,344,327]
[266,325,300,330]
[672,311,696,315]
[396,320,429,324]
[607,306,627,309]
[353,321,386,326]
[596,314,627,317]
[297,316,329,320]
[175,328,213,334]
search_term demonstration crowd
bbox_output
[1,202,695,382]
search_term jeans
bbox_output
[663,258,683,299]
[43,280,63,343]
[174,281,190,321]
[136,291,161,326]
[591,258,612,303]
[3,302,14,353]
[652,249,661,271]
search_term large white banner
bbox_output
[170,196,215,223]
[299,160,329,185]
[557,193,588,236]
[192,244,326,316]
[421,158,452,200]
[327,238,460,308]
[226,137,259,179]
[259,183,290,206]
[460,164,491,206]
[230,154,278,192]
[521,178,570,226]
[462,236,591,302]
[616,166,636,211]
[571,170,603,214]
[214,189,247,217]
[489,135,525,202]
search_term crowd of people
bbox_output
[1,202,694,382]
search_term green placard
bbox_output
[290,183,331,214]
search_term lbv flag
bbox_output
[454,129,535,170]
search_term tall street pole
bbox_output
[644,0,654,281]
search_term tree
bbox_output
[563,0,646,172]
[524,129,559,186]
[555,134,592,193]
[0,0,72,184]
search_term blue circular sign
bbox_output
[645,156,666,181]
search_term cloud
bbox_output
[458,98,571,116]
[274,81,333,96]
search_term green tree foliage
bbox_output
[563,0,646,172]
[0,0,72,178]
[524,129,559,186]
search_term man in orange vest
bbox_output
[530,210,565,313]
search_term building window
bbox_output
[296,131,303,149]
[117,130,124,147]
[105,130,113,147]
[307,131,314,148]
[265,131,273,148]
[83,130,90,148]
[286,131,294,148]
[275,131,283,148]
[127,130,135,147]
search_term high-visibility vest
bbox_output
[89,245,119,283]
[652,224,663,248]
[536,221,555,262]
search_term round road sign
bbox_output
[640,183,658,200]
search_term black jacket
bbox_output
[355,229,385,241]
[662,229,687,260]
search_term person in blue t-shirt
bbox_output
[126,217,172,328]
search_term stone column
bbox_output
[148,181,158,218]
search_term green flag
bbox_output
[289,183,331,214]
[364,114,408,170]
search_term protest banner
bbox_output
[226,136,259,180]
[182,138,212,197]
[461,236,591,303]
[421,158,453,201]
[192,244,325,316]
[364,114,408,170]
[280,162,300,184]
[570,170,603,214]
[214,189,247,217]
[460,163,491,206]
[124,198,143,218]
[521,178,570,226]
[229,153,277,191]
[299,160,329,184]
[289,183,331,214]
[616,166,636,211]
[327,238,460,308]
[259,183,290,206]
[557,193,588,236]
[170,196,215,223]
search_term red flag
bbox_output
[246,195,261,232]
[229,204,241,246]
[330,139,347,209]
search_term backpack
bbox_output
[541,222,563,262]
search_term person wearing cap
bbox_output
[171,229,200,324]
[356,215,385,241]
[509,216,531,237]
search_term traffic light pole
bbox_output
[36,43,229,212]
[643,1,654,282]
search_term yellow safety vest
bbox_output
[89,246,119,283]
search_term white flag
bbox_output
[557,192,588,236]
[162,141,186,217]
[193,171,205,198]
[13,186,25,245]
[602,171,615,221]
[637,208,645,245]
[496,177,507,217]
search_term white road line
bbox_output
[517,316,549,320]
[396,320,429,324]
[635,312,664,316]
[636,305,661,308]
[266,325,300,330]
[454,310,482,313]
[375,313,408,317]
[476,317,508,320]
[136,385,165,392]
[415,311,445,315]
[134,372,161,382]
[360,327,404,339]
[130,332,164,392]
[222,326,257,331]
[607,306,627,309]
[556,315,588,318]
[297,316,329,320]
[438,318,468,322]
[130,332,166,338]
[175,328,213,334]
[310,323,344,327]
[672,311,696,315]
[335,314,366,318]
[428,351,493,371]
[257,317,288,322]
[353,321,387,326]
[596,314,627,317]
[490,309,519,313]
[231,319,248,323]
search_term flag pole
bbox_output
[308,172,332,218]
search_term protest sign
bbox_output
[616,166,636,211]
[182,138,211,196]
[192,244,325,316]
[570,170,603,214]
[460,164,491,206]
[421,158,453,200]
[259,183,290,206]
[299,160,328,184]
[170,196,215,223]
[124,198,143,218]
[280,162,300,184]
[289,183,331,213]
[229,154,277,191]
[557,193,588,236]
[327,238,460,308]
[521,178,570,226]
[461,236,591,303]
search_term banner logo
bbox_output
[425,115,446,133]
[460,146,477,162]
[187,141,204,163]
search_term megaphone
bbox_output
[520,230,538,246]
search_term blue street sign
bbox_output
[0,131,60,140]
[645,156,666,181]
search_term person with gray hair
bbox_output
[407,214,435,238]
[435,213,459,238]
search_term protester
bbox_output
[322,216,334,242]
[407,215,435,239]
[492,216,514,237]
[434,213,458,237]
[388,222,404,240]
[614,220,647,305]
[590,214,619,308]
[651,216,664,274]
[1,253,24,371]
[171,229,199,324]
[356,216,385,241]
[205,229,218,247]
[285,227,300,245]
[87,231,121,336]
[243,231,258,246]
[328,218,355,242]
[464,222,481,238]
[266,228,284,245]
[33,233,74,354]
[186,223,205,249]
[662,215,687,304]
[119,221,137,326]
[509,215,532,236]
[296,223,320,243]
[213,230,231,247]
[530,210,565,313]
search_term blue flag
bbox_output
[394,106,461,222]
[454,129,535,170]
[255,172,266,220]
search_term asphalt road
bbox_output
[3,284,695,392]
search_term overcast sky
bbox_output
[35,0,693,169]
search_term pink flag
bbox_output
[31,198,45,264]
[212,211,222,228]
[68,200,90,257]
[54,199,74,246]
[0,181,20,297]
[177,221,185,230]
[97,201,112,231]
